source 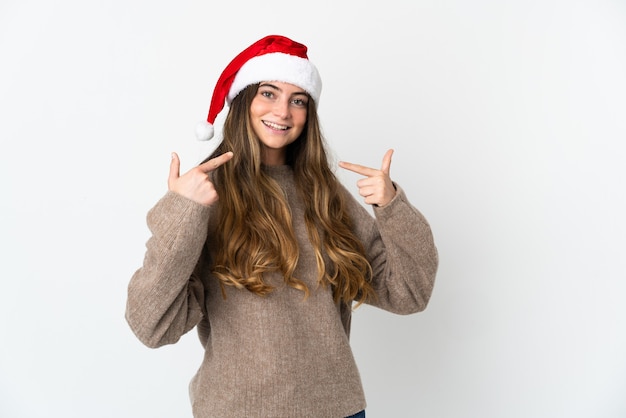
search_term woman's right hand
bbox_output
[167,151,234,206]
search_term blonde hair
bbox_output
[206,84,374,306]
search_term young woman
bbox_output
[125,35,438,418]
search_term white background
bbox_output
[1,0,625,417]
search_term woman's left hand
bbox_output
[339,149,396,207]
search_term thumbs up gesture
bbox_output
[168,151,234,206]
[339,149,396,207]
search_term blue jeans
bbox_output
[346,411,365,418]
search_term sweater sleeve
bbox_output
[349,183,438,314]
[125,191,211,348]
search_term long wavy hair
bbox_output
[205,83,374,307]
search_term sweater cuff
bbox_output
[372,183,412,221]
[147,191,213,230]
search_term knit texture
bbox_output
[125,165,438,418]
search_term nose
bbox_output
[272,98,291,119]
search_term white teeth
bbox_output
[263,121,288,130]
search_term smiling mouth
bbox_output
[263,121,289,131]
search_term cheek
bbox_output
[249,96,271,118]
[294,111,308,131]
[248,101,261,118]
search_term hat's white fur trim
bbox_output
[228,53,322,106]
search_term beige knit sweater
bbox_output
[125,165,438,418]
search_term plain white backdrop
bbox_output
[1,0,625,417]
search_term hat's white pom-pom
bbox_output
[195,121,215,141]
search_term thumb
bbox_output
[168,152,180,189]
[381,149,394,175]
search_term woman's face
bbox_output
[249,81,308,165]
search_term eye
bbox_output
[291,97,308,107]
[260,90,274,99]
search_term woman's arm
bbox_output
[339,150,438,313]
[348,184,438,314]
[125,192,211,348]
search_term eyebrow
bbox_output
[259,82,308,96]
